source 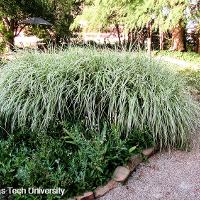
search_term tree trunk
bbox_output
[127,29,134,49]
[159,31,164,50]
[171,24,186,52]
[2,17,16,51]
[47,28,57,46]
[115,24,121,47]
[146,21,152,56]
[6,36,15,51]
[197,37,200,54]
[196,34,200,54]
[128,30,132,44]
[191,30,200,54]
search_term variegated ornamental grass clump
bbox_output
[0,48,198,148]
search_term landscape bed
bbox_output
[0,48,198,199]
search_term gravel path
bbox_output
[155,56,200,70]
[99,138,200,200]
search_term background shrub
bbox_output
[0,47,198,148]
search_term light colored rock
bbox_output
[94,180,119,198]
[126,155,142,172]
[112,166,130,182]
[142,147,155,157]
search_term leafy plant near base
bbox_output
[0,123,152,199]
[0,47,198,148]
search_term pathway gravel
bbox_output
[99,137,200,200]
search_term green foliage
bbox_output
[72,0,126,31]
[0,48,198,149]
[0,0,52,19]
[0,0,83,43]
[0,123,150,199]
[0,20,10,48]
[73,0,197,34]
[44,0,83,40]
[127,0,189,30]
[72,0,131,32]
[0,0,53,49]
[0,42,6,54]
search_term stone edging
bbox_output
[72,147,156,200]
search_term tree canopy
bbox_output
[0,0,83,49]
[74,0,195,32]
[72,0,200,52]
[0,0,199,52]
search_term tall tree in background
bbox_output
[50,0,83,43]
[75,0,200,53]
[124,0,189,52]
[168,1,188,51]
[72,0,128,46]
[189,0,200,53]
